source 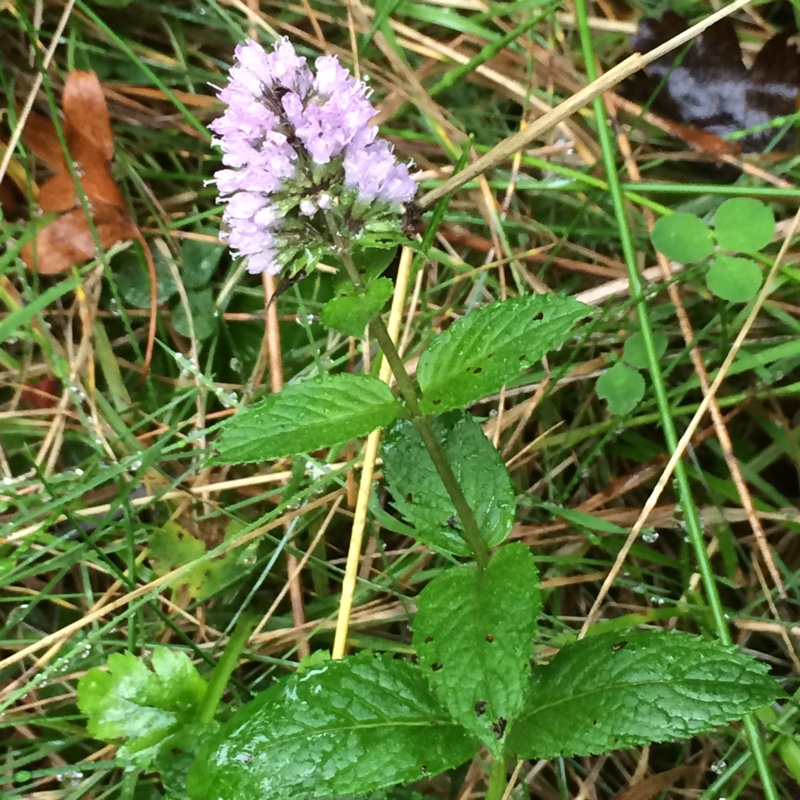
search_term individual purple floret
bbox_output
[209,37,417,276]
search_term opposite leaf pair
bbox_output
[187,543,779,800]
[213,293,593,464]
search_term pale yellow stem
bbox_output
[332,246,414,658]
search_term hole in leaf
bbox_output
[432,398,441,406]
[475,699,487,716]
[485,634,495,643]
[592,719,598,725]
[472,366,482,374]
[431,662,443,671]
[532,311,544,322]
[612,639,628,652]
[424,636,434,644]
[406,493,413,503]
[492,717,507,739]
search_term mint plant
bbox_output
[76,38,783,800]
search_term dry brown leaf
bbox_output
[19,109,66,169]
[19,70,157,379]
[627,13,800,154]
[27,203,135,275]
[612,766,696,800]
[21,70,136,274]
[0,177,23,220]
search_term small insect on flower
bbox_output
[209,38,417,278]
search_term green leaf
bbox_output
[156,726,219,800]
[417,294,592,413]
[413,543,540,754]
[354,245,399,282]
[541,503,627,534]
[0,274,81,344]
[149,523,206,597]
[651,213,714,263]
[173,288,217,341]
[506,631,781,759]
[382,412,516,555]
[320,277,394,337]
[149,521,257,601]
[596,362,645,415]
[113,247,177,308]
[77,648,207,768]
[714,198,775,254]
[186,656,475,800]
[706,255,762,303]
[623,330,668,370]
[181,235,225,290]
[214,374,400,463]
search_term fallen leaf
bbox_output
[21,71,136,273]
[0,135,32,221]
[0,177,23,220]
[20,108,68,171]
[28,203,136,276]
[611,766,696,800]
[627,12,800,153]
[19,70,157,379]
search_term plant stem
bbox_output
[485,757,508,800]
[196,611,257,725]
[338,251,489,570]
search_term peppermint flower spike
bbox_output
[210,37,418,277]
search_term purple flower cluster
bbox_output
[209,38,417,275]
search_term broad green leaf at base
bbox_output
[186,656,476,800]
[213,374,401,463]
[413,543,540,754]
[506,631,781,759]
[382,412,516,555]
